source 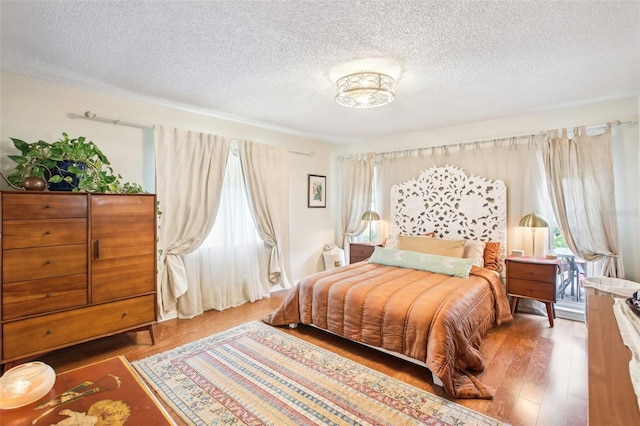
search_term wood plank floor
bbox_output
[30,290,588,426]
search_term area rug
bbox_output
[132,321,507,425]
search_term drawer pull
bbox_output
[44,204,51,209]
[45,330,52,335]
[96,240,100,259]
[122,312,128,318]
[44,230,51,235]
[44,260,52,265]
[45,293,51,298]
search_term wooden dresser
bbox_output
[587,294,640,424]
[0,191,157,367]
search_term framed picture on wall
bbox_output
[308,174,326,208]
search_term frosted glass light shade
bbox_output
[336,72,395,108]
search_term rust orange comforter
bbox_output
[263,261,512,399]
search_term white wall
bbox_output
[0,71,338,282]
[4,71,637,281]
[337,97,640,280]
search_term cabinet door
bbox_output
[91,195,156,303]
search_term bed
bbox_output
[263,165,512,399]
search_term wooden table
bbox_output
[587,294,640,425]
[1,356,175,425]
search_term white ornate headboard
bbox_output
[389,165,507,268]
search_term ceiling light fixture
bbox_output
[335,71,395,108]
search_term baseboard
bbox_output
[555,305,585,322]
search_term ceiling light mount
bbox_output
[335,71,395,108]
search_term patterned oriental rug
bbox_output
[132,321,508,426]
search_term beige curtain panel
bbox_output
[542,126,624,278]
[340,154,375,259]
[239,140,293,288]
[154,126,231,319]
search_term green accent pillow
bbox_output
[368,247,474,278]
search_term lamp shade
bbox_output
[518,213,549,228]
[361,211,380,221]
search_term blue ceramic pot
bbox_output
[47,161,85,191]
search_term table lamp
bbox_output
[361,210,380,243]
[519,212,549,257]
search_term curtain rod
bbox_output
[339,120,638,160]
[82,111,154,129]
[79,111,315,157]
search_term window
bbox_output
[182,149,267,312]
[355,168,380,244]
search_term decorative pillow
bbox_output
[385,232,435,249]
[483,241,502,271]
[368,247,474,278]
[397,235,465,258]
[463,239,486,267]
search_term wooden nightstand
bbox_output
[349,242,378,263]
[506,256,560,327]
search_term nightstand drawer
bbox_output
[507,260,556,282]
[508,278,555,302]
[350,243,376,263]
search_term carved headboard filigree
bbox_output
[390,165,507,269]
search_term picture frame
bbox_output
[307,174,326,208]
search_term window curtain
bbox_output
[541,126,624,277]
[155,126,231,319]
[180,149,267,316]
[340,154,375,259]
[238,140,293,288]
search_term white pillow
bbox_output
[463,239,486,267]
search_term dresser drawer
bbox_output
[2,274,88,320]
[2,295,155,360]
[508,278,556,302]
[3,244,87,283]
[507,260,557,282]
[2,193,87,220]
[3,218,87,249]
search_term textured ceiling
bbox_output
[1,1,639,144]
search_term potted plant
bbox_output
[4,133,144,193]
[4,138,57,190]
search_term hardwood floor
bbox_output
[28,290,587,426]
